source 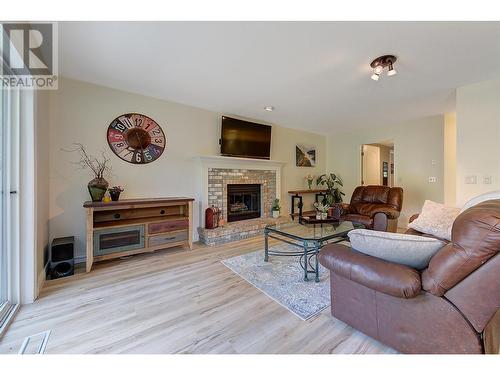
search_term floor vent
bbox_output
[18,330,51,354]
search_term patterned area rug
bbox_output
[222,244,332,320]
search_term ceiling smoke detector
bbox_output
[370,55,398,81]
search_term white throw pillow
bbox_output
[348,229,445,270]
[460,191,500,213]
[407,200,460,241]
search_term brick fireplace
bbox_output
[196,156,286,245]
[207,168,276,222]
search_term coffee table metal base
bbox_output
[264,228,344,282]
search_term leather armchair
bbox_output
[318,199,500,354]
[341,185,403,232]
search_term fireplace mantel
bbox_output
[194,155,286,168]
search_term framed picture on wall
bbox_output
[296,144,316,167]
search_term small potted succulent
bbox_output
[108,186,124,201]
[313,202,330,220]
[271,198,281,219]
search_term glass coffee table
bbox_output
[264,220,364,282]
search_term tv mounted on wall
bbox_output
[220,116,272,159]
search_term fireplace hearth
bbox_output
[227,184,261,222]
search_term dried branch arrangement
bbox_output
[63,143,112,179]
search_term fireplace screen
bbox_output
[227,184,261,222]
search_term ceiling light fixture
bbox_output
[264,106,275,112]
[370,55,398,81]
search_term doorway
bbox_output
[361,142,395,187]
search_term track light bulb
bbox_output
[371,73,380,81]
[387,63,397,76]
[373,65,383,74]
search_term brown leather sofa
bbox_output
[341,185,403,232]
[319,199,500,354]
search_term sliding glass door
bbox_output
[0,83,21,331]
[0,86,8,324]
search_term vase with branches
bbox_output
[64,143,112,202]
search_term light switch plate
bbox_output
[428,177,437,183]
[465,176,477,184]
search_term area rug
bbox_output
[221,244,333,320]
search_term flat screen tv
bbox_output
[220,116,272,159]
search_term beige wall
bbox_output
[35,90,50,293]
[48,78,326,261]
[444,112,457,206]
[327,115,445,225]
[271,126,326,212]
[456,78,500,205]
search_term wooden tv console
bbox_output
[83,197,194,272]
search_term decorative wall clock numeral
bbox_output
[107,113,166,164]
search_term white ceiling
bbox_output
[59,22,500,134]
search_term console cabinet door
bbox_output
[93,225,145,256]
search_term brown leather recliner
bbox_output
[319,199,500,354]
[341,185,403,232]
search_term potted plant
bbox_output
[271,198,281,219]
[108,186,124,201]
[313,202,330,220]
[316,173,345,219]
[305,174,315,190]
[65,143,111,202]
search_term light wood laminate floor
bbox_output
[0,236,395,354]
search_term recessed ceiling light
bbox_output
[264,106,275,112]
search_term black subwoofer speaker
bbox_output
[50,236,74,279]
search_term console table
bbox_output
[84,197,194,272]
[287,189,327,223]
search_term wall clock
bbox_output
[107,113,166,164]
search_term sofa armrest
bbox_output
[370,206,401,220]
[318,244,422,299]
[340,203,352,214]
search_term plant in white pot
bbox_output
[313,202,330,220]
[271,199,281,219]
